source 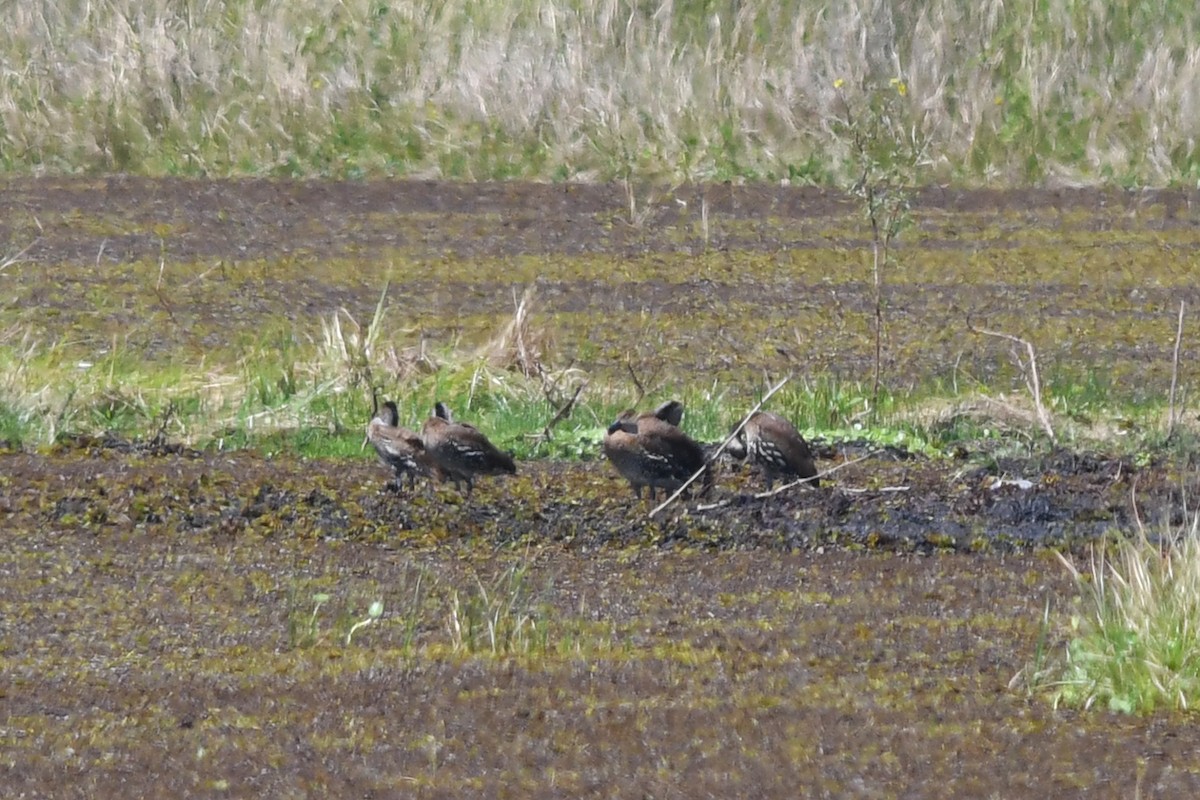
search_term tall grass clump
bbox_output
[4,0,1200,183]
[445,563,552,656]
[1028,512,1200,713]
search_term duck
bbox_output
[602,400,711,500]
[420,401,517,496]
[365,397,438,491]
[727,410,819,490]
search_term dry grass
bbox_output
[900,396,1045,432]
[474,285,548,379]
[1039,510,1200,713]
[4,0,1199,182]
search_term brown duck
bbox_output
[602,401,711,500]
[727,410,819,490]
[365,397,436,491]
[420,401,517,496]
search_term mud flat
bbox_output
[3,441,1200,796]
[3,179,1200,796]
[2,178,1198,389]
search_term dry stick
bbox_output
[869,186,885,412]
[626,361,646,406]
[0,237,39,274]
[754,452,876,499]
[648,375,791,519]
[151,400,177,447]
[1167,300,1186,441]
[695,453,885,512]
[967,320,1056,442]
[534,382,586,442]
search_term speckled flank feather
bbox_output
[602,404,711,500]
[366,399,435,490]
[733,410,819,490]
[421,403,517,496]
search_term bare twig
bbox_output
[967,319,1056,442]
[150,400,177,447]
[753,452,874,498]
[0,237,39,274]
[649,375,790,519]
[626,361,646,406]
[868,187,886,410]
[1167,300,1186,442]
[531,382,586,442]
[694,453,896,511]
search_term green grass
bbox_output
[0,239,1190,466]
[1026,516,1200,713]
[0,304,1186,466]
[4,0,1200,184]
[281,557,599,659]
[1,178,1195,466]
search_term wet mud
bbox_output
[3,177,1200,387]
[5,179,1200,797]
[4,439,1200,797]
[2,434,1180,555]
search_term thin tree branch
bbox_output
[967,319,1055,442]
[1167,300,1186,442]
[753,452,874,499]
[649,375,790,519]
[626,361,646,406]
[532,382,586,442]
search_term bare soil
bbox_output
[3,179,1200,797]
[3,177,1199,384]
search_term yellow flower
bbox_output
[833,78,845,89]
[890,77,908,97]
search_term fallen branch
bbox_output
[1167,300,1186,442]
[693,453,899,511]
[649,375,790,518]
[753,452,874,499]
[967,319,1055,442]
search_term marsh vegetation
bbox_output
[3,178,1200,795]
[5,4,1200,789]
[6,0,1200,184]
